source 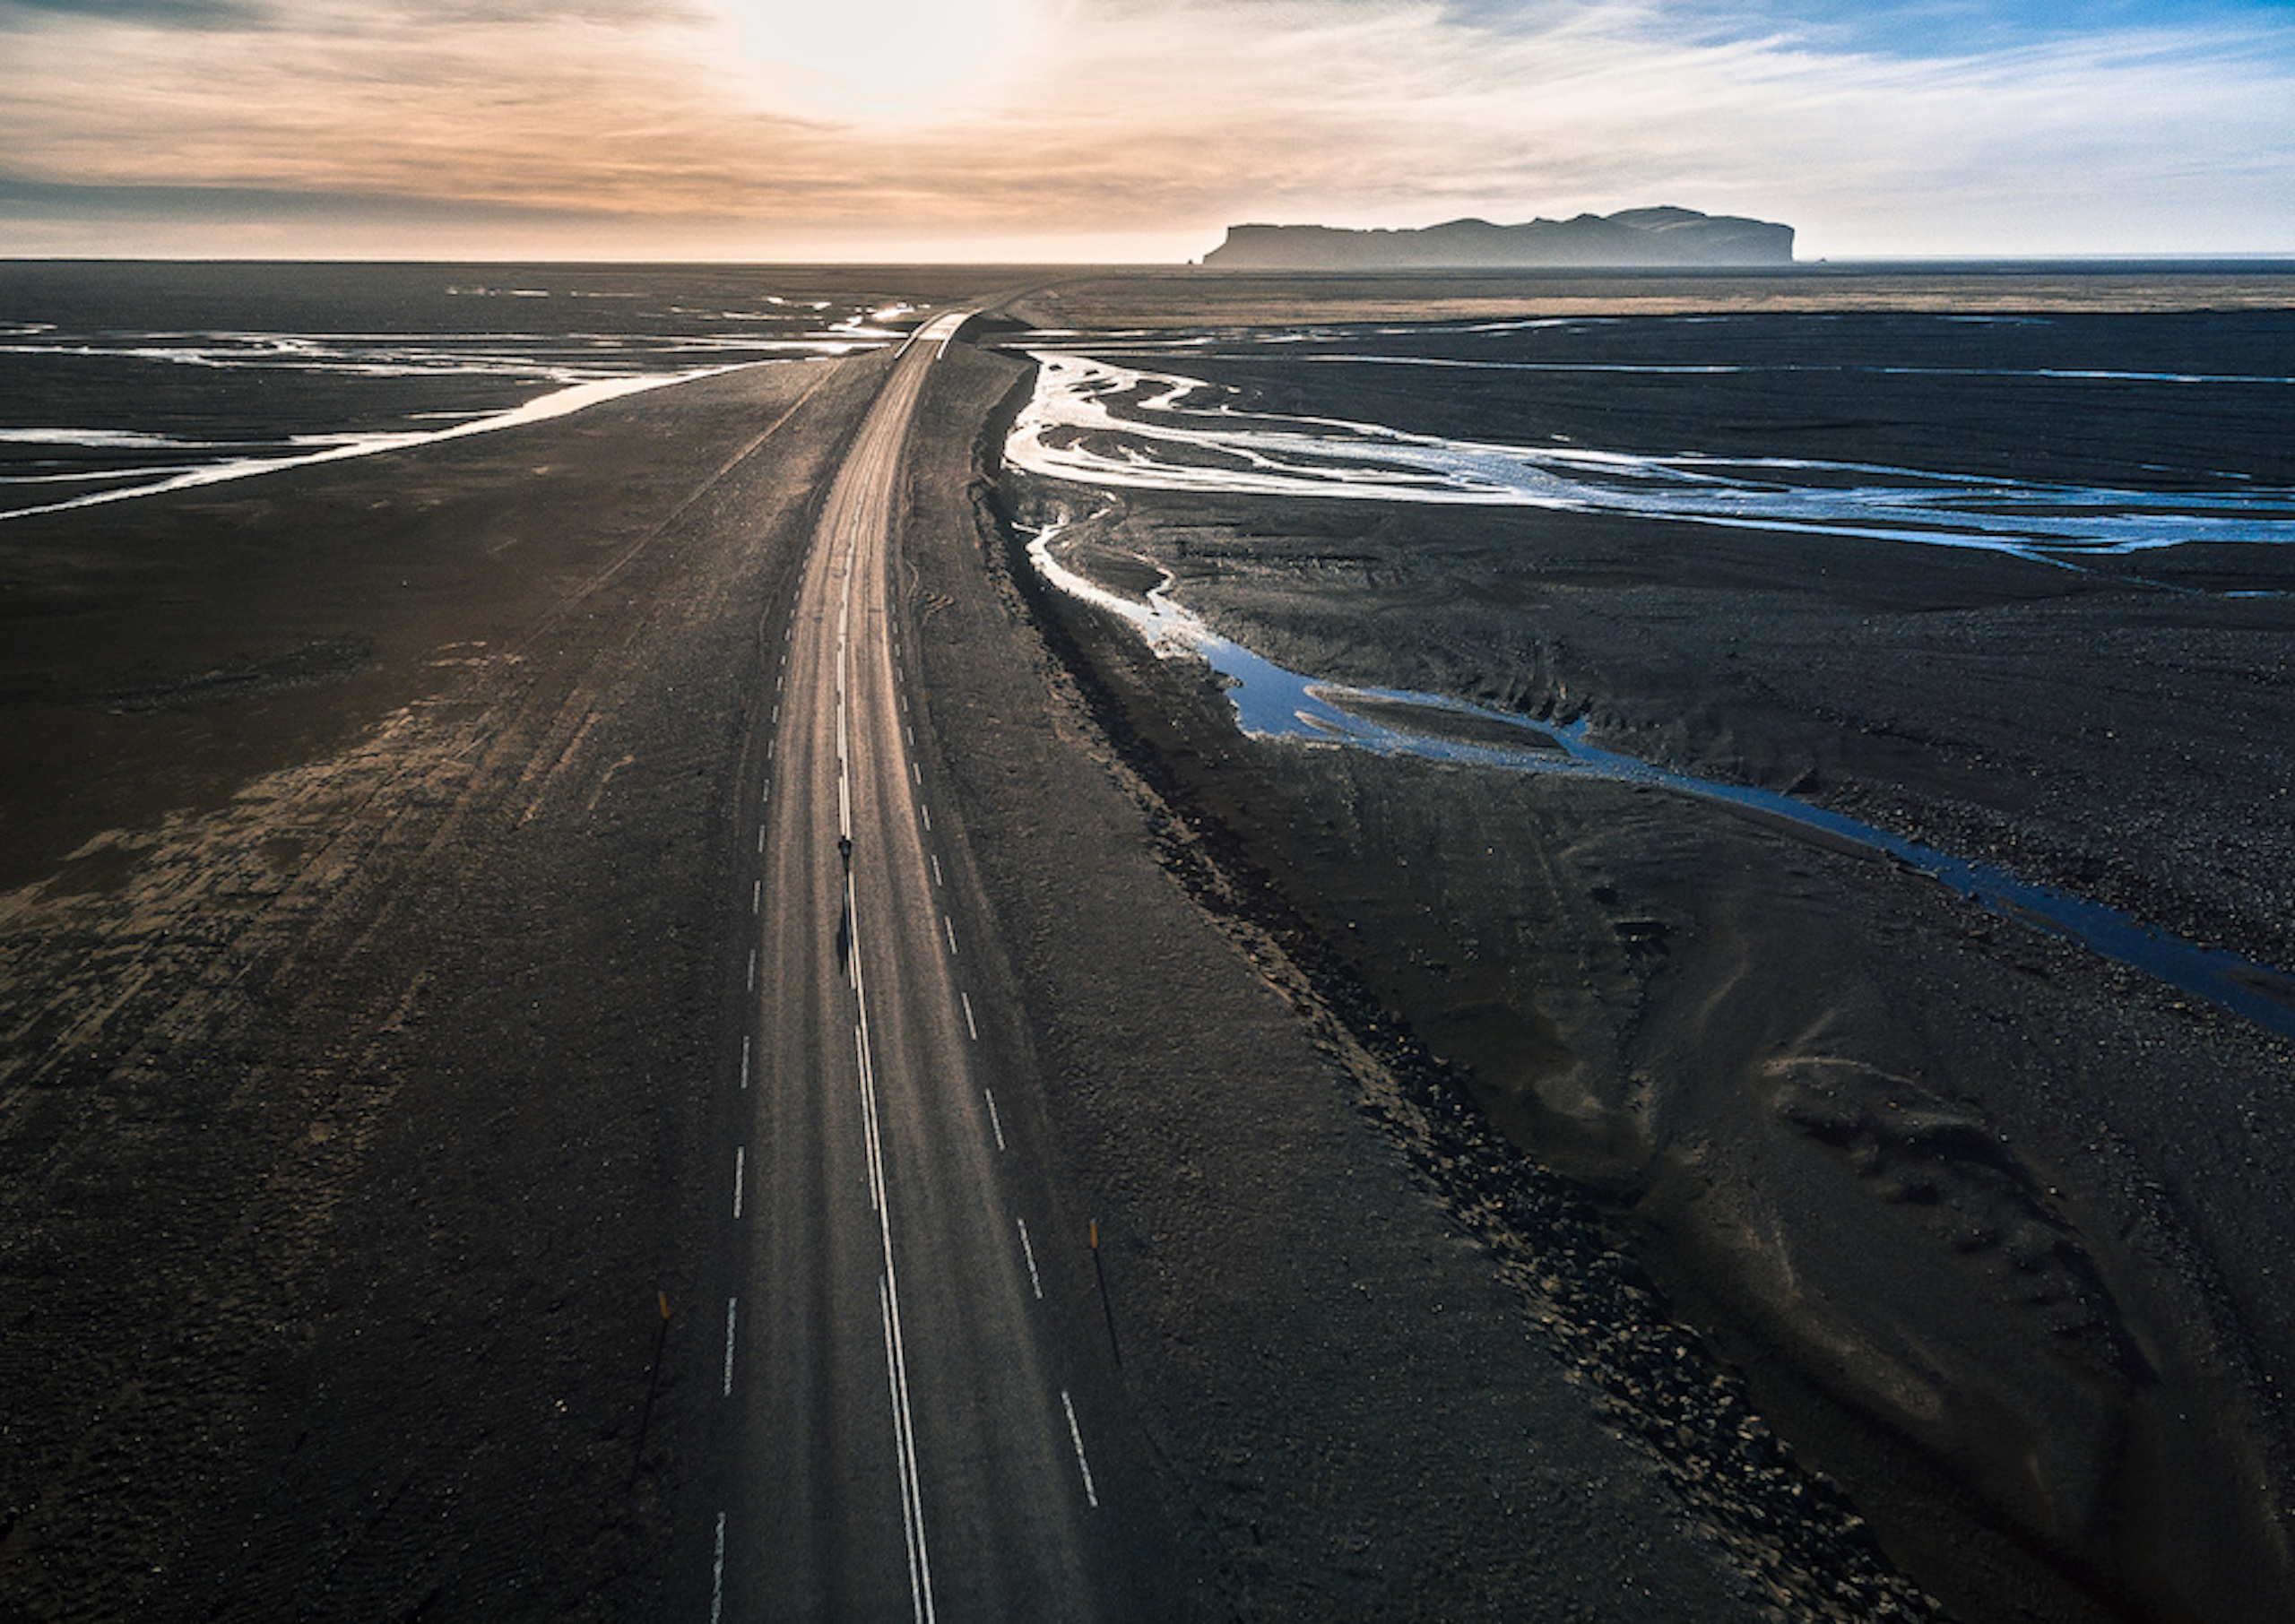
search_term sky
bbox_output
[2,0,2291,262]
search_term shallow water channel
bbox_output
[1027,523,2295,1044]
[1009,352,2295,575]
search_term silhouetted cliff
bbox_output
[1201,207,1794,269]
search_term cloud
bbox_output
[0,0,258,23]
[2,0,2291,257]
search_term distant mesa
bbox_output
[1200,207,1794,270]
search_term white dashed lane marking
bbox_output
[710,1512,727,1624]
[1061,1390,1099,1509]
[960,991,977,1041]
[1017,1217,1044,1300]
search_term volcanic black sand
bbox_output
[997,272,2295,1622]
[5,269,2290,1623]
[3,315,1811,1620]
[0,354,895,1615]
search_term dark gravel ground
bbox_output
[0,357,878,1617]
[901,346,1855,1620]
[992,294,2295,1623]
[4,326,1900,1624]
[8,281,2289,1623]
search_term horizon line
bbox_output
[6,252,2295,270]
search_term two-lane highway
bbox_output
[715,313,1111,1620]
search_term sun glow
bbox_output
[718,0,1026,120]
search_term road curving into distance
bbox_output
[710,311,1132,1620]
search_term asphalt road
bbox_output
[709,314,1135,1620]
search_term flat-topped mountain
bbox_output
[1201,206,1794,270]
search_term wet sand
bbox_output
[3,323,1816,1620]
[1015,263,2295,328]
[7,266,2291,1620]
[997,275,2295,1622]
[897,348,1905,1619]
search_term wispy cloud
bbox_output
[2,0,2290,257]
[0,0,259,22]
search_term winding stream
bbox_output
[1026,521,2295,1043]
[1008,352,2295,573]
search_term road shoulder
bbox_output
[897,342,1784,1619]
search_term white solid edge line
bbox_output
[851,881,935,1620]
[856,1023,883,1212]
[880,1270,937,1623]
[761,313,970,1623]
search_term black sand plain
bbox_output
[3,263,2291,1622]
[3,268,1791,1620]
[0,349,888,1616]
[1000,269,2295,1622]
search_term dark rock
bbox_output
[1201,207,1795,270]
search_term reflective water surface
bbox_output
[1009,352,2295,572]
[1026,521,2295,1042]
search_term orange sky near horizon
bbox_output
[3,0,2291,262]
